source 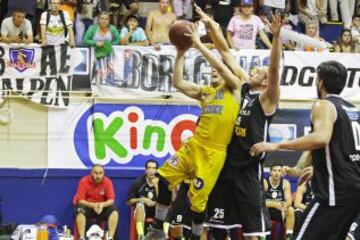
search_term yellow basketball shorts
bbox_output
[158,137,226,213]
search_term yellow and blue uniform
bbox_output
[158,84,239,213]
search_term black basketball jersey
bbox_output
[301,183,314,206]
[227,83,275,168]
[127,175,157,202]
[311,95,360,206]
[221,82,276,203]
[265,178,285,202]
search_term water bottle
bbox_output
[37,224,48,240]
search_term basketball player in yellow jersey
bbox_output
[144,26,247,240]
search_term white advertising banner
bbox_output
[92,46,360,101]
[0,43,76,107]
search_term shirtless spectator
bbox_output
[145,0,176,50]
[1,8,33,44]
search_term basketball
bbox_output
[169,20,193,51]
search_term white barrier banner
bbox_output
[93,46,360,101]
[0,43,75,107]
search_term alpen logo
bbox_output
[74,104,199,167]
[8,48,36,72]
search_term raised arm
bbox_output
[173,49,202,100]
[260,12,281,115]
[186,24,241,91]
[193,4,249,82]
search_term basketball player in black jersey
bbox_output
[264,164,294,239]
[127,160,158,240]
[251,60,360,240]
[192,6,282,240]
[293,182,314,233]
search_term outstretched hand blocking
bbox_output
[184,23,202,48]
[268,11,282,36]
[194,3,212,25]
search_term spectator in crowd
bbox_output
[261,0,290,20]
[296,21,325,51]
[351,15,360,49]
[293,182,314,232]
[173,0,192,19]
[226,0,272,50]
[75,0,107,45]
[73,164,118,240]
[297,0,327,27]
[329,0,355,28]
[333,28,359,53]
[206,0,240,33]
[1,8,33,44]
[145,0,176,50]
[6,0,37,33]
[83,11,120,59]
[40,0,75,46]
[264,164,295,240]
[110,0,139,29]
[127,160,158,240]
[280,12,296,50]
[60,0,77,22]
[120,15,148,46]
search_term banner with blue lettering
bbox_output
[48,103,311,169]
[87,46,360,101]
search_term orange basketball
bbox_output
[169,20,193,51]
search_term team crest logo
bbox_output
[167,155,179,166]
[193,177,204,190]
[8,48,36,72]
[271,191,278,199]
[147,192,154,199]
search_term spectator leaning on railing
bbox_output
[120,15,148,46]
[83,11,120,59]
[333,28,359,53]
[1,8,33,44]
[40,0,75,47]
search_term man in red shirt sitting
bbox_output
[74,164,118,240]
